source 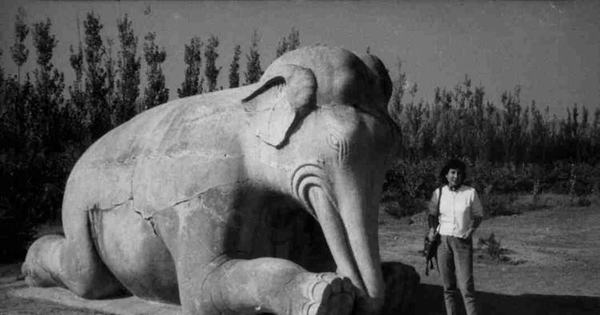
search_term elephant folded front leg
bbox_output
[203,258,355,315]
[293,272,356,315]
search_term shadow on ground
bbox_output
[415,284,600,315]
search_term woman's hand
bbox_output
[464,228,475,240]
[427,228,437,241]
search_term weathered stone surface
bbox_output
[22,45,406,315]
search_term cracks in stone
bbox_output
[129,206,160,237]
[86,197,134,213]
[205,254,232,315]
[170,196,199,209]
[84,195,159,237]
[128,180,248,238]
[147,216,159,236]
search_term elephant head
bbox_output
[242,45,398,314]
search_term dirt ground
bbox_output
[380,194,600,315]
[1,194,599,314]
[0,280,109,315]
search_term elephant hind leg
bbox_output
[22,232,126,299]
[203,258,355,315]
[22,235,67,288]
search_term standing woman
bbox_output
[428,159,483,315]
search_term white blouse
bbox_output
[429,185,483,238]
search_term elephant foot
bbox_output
[23,234,126,299]
[296,273,355,315]
[22,263,58,288]
[22,235,65,288]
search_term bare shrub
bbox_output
[476,233,523,265]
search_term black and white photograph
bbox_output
[1,1,599,314]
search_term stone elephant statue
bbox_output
[23,45,401,315]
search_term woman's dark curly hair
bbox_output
[439,159,467,184]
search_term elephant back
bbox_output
[65,89,250,217]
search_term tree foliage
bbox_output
[388,59,407,125]
[104,38,117,119]
[204,35,221,92]
[31,18,65,149]
[115,14,141,124]
[228,44,241,88]
[10,7,29,83]
[244,29,263,85]
[1,16,67,260]
[389,74,600,167]
[0,49,4,90]
[83,12,112,140]
[143,32,169,110]
[66,19,87,145]
[178,36,203,98]
[275,27,300,58]
[8,7,30,136]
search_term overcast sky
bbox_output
[1,0,599,118]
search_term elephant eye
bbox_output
[326,131,351,163]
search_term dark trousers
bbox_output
[437,235,478,315]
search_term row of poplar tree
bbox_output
[387,63,600,166]
[2,10,301,148]
[0,9,301,261]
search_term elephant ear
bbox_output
[242,65,317,148]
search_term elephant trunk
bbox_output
[308,173,385,314]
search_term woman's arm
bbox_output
[427,188,441,240]
[465,190,484,239]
